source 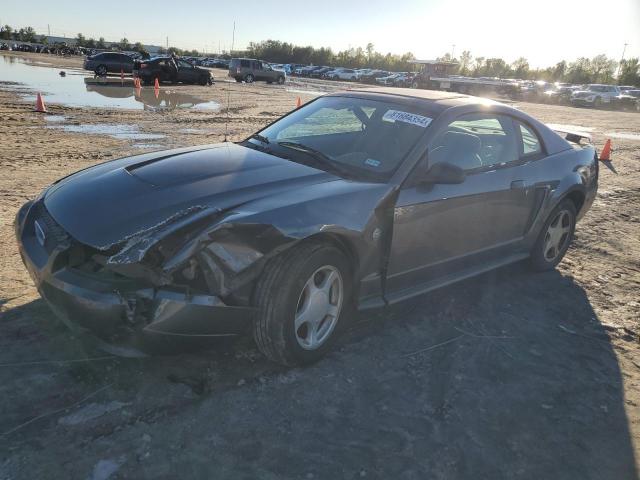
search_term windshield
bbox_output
[247,96,434,182]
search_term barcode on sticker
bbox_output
[382,110,432,128]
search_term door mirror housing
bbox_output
[421,162,466,184]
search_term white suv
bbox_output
[571,84,621,108]
[328,68,360,81]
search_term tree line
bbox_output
[244,40,639,86]
[1,25,638,86]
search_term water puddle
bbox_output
[286,88,326,96]
[546,123,596,133]
[132,143,164,149]
[1,54,220,111]
[178,128,208,134]
[47,123,166,140]
[603,132,640,141]
[44,115,67,123]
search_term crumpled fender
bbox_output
[162,180,394,299]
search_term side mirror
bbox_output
[421,162,466,184]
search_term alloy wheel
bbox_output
[294,265,343,350]
[543,209,572,262]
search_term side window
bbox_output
[240,59,250,68]
[518,123,542,156]
[429,114,517,171]
[252,61,262,70]
[178,60,192,69]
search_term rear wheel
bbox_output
[593,97,602,108]
[253,240,352,366]
[244,74,254,83]
[95,64,107,76]
[530,200,576,271]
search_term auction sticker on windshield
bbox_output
[382,110,432,128]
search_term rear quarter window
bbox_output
[518,123,542,156]
[240,60,250,68]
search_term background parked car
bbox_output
[229,58,286,84]
[310,67,333,78]
[134,56,213,85]
[329,68,360,81]
[84,52,135,75]
[613,89,640,111]
[542,85,578,104]
[360,70,391,84]
[571,84,621,108]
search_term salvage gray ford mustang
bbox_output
[15,88,598,365]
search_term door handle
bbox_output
[511,180,525,190]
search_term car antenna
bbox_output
[223,21,235,143]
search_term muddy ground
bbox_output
[0,52,639,480]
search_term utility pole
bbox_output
[451,44,456,60]
[617,42,628,78]
[47,24,50,36]
[166,36,168,49]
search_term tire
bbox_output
[530,199,577,272]
[244,74,254,83]
[95,64,107,76]
[252,240,352,366]
[199,76,208,86]
[277,76,285,85]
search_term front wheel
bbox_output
[530,200,576,271]
[95,65,107,76]
[253,240,352,366]
[277,76,285,85]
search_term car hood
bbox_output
[43,143,337,249]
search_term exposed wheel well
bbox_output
[564,190,586,215]
[304,233,360,274]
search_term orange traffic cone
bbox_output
[34,92,47,113]
[154,77,160,90]
[296,96,301,108]
[599,139,612,161]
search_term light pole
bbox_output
[617,42,628,78]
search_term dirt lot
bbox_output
[1,52,639,480]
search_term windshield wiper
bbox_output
[276,141,352,177]
[249,133,270,144]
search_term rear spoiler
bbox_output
[548,125,592,145]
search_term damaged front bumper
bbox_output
[15,201,255,355]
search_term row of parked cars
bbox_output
[538,83,640,111]
[0,41,84,55]
[290,65,412,84]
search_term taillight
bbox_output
[140,63,147,68]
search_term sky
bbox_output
[1,0,639,68]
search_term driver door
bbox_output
[385,113,536,298]
[176,60,197,83]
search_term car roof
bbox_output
[339,86,484,110]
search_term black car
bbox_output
[309,67,333,78]
[360,70,391,84]
[133,56,213,85]
[84,52,135,75]
[15,88,598,365]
